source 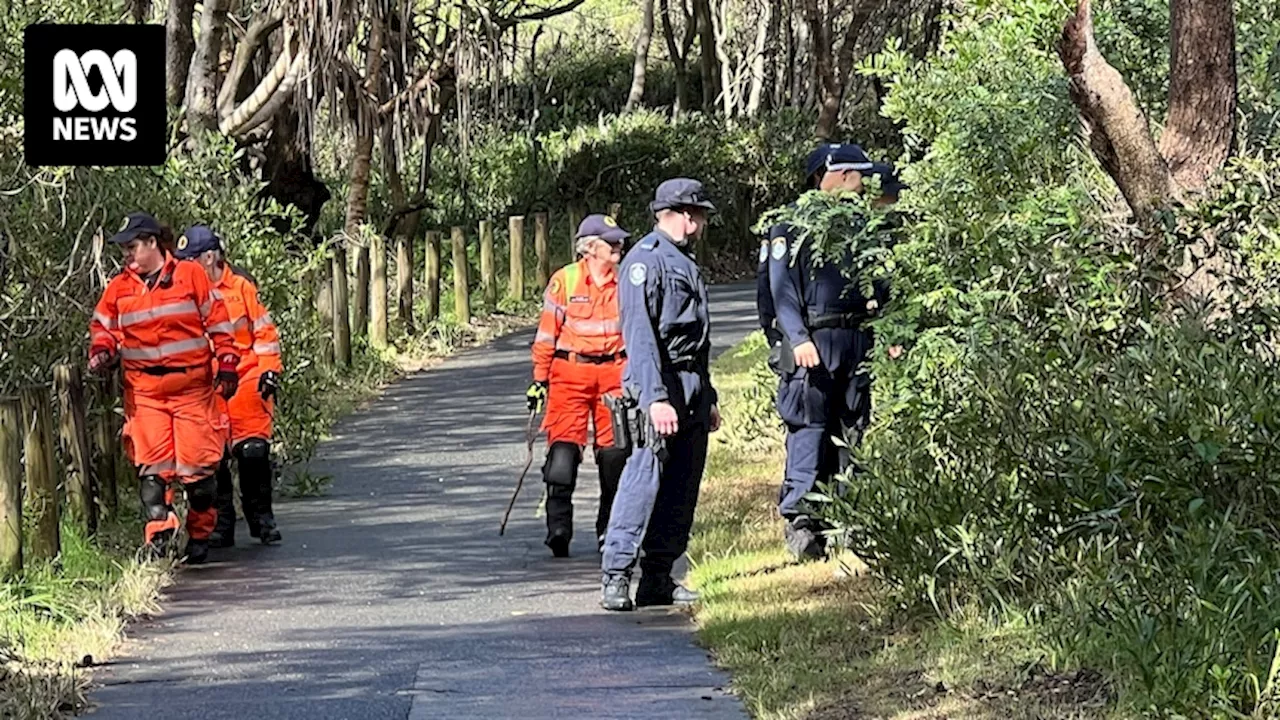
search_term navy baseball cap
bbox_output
[805,143,874,181]
[109,211,165,245]
[576,214,631,243]
[650,178,717,214]
[174,225,223,259]
[868,162,908,196]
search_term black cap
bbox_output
[805,143,874,182]
[649,178,717,214]
[867,162,908,196]
[109,212,164,245]
[174,225,223,259]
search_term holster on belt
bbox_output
[768,327,796,376]
[604,388,641,453]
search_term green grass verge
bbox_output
[689,332,1114,720]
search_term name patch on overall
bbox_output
[569,295,590,303]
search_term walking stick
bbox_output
[499,407,540,535]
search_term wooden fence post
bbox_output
[508,216,525,301]
[534,212,550,288]
[354,245,370,338]
[568,203,585,258]
[397,236,415,334]
[90,399,118,518]
[425,230,442,322]
[371,234,389,349]
[0,397,21,578]
[608,202,622,219]
[451,226,472,325]
[21,386,59,562]
[333,249,352,367]
[479,220,496,308]
[55,365,96,536]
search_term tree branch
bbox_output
[217,6,285,119]
[494,0,587,28]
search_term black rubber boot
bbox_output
[185,539,210,565]
[209,459,236,548]
[236,438,282,545]
[543,443,580,558]
[635,574,700,607]
[784,516,828,561]
[144,528,175,561]
[601,573,634,612]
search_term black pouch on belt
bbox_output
[603,391,637,452]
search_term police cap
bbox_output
[109,211,165,245]
[174,225,223,259]
[867,162,908,196]
[576,214,631,243]
[805,143,874,182]
[649,178,717,214]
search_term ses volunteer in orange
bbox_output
[88,212,240,565]
[527,214,633,558]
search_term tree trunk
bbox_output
[185,0,229,134]
[166,0,197,107]
[1159,0,1236,191]
[1059,0,1174,222]
[806,0,883,139]
[396,236,414,334]
[345,17,385,340]
[262,100,331,238]
[659,0,690,115]
[746,0,774,117]
[693,0,718,112]
[625,0,656,112]
[370,235,388,349]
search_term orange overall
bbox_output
[532,260,626,448]
[210,265,283,446]
[89,256,238,543]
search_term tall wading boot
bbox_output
[235,438,282,545]
[140,475,180,560]
[183,475,218,565]
[543,442,581,558]
[208,457,236,548]
[594,446,629,553]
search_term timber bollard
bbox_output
[55,364,96,535]
[451,226,472,325]
[508,216,526,302]
[21,386,59,562]
[0,397,21,577]
[534,212,550,288]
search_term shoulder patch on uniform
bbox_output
[758,241,768,264]
[771,236,787,260]
[548,277,562,296]
[629,263,647,286]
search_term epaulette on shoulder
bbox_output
[230,264,260,286]
[637,234,660,250]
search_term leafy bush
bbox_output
[800,1,1280,715]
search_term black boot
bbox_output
[185,538,210,565]
[209,459,236,548]
[144,528,176,561]
[235,438,282,545]
[784,516,828,561]
[543,442,580,558]
[601,573,634,612]
[594,446,628,554]
[635,574,700,607]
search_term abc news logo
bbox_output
[24,24,165,167]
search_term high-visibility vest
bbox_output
[89,256,239,372]
[531,259,624,382]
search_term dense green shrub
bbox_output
[801,1,1280,715]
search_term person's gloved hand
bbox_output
[258,370,281,402]
[214,355,239,400]
[526,380,548,413]
[88,350,116,376]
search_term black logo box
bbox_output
[24,24,167,167]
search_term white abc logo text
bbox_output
[53,49,137,112]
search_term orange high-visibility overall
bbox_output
[532,260,626,448]
[89,256,238,543]
[210,265,283,446]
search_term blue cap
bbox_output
[650,178,717,214]
[805,143,874,181]
[109,211,164,245]
[576,214,631,243]
[174,225,223,259]
[867,162,908,196]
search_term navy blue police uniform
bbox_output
[768,144,894,557]
[601,178,718,611]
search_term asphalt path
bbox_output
[88,283,759,720]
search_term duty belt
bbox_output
[664,358,700,373]
[807,311,873,330]
[553,349,626,364]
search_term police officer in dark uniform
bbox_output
[600,178,722,612]
[767,143,900,560]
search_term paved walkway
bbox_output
[88,284,758,720]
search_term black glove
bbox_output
[258,370,281,402]
[526,380,548,414]
[214,356,239,400]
